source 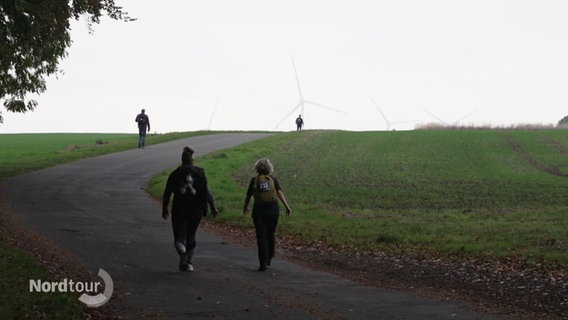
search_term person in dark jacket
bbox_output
[162,146,219,271]
[243,158,292,271]
[295,114,304,131]
[135,109,150,148]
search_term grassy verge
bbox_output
[0,237,84,320]
[0,131,221,177]
[148,130,568,270]
[0,131,216,318]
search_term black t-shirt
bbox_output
[136,113,150,129]
[163,165,208,214]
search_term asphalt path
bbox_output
[3,133,506,320]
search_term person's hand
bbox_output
[243,207,249,215]
[212,208,220,218]
[162,208,169,220]
[285,207,292,217]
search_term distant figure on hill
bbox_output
[243,158,292,271]
[135,109,150,148]
[295,114,304,131]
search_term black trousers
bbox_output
[252,213,279,267]
[171,210,202,261]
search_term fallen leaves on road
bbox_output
[203,220,568,320]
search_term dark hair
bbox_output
[181,146,195,165]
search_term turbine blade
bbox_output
[423,109,449,126]
[368,95,391,127]
[453,109,478,125]
[303,100,346,113]
[291,56,305,102]
[274,102,302,130]
[391,120,419,125]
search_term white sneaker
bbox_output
[187,263,194,272]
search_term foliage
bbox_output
[0,0,134,123]
[558,115,568,128]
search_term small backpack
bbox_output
[177,166,207,203]
[137,114,148,126]
[253,175,277,204]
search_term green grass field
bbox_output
[149,129,568,269]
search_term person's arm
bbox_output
[206,185,219,217]
[277,190,292,217]
[273,177,291,216]
[243,178,254,215]
[146,116,150,132]
[200,169,218,217]
[243,194,252,215]
[162,172,174,220]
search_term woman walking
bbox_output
[243,158,292,271]
[162,146,219,271]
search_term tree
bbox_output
[558,115,568,128]
[0,0,134,123]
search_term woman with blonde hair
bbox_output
[243,158,292,271]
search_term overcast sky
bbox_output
[2,0,568,133]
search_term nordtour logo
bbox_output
[29,268,114,307]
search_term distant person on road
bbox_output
[295,115,304,131]
[135,109,150,148]
[243,158,292,271]
[162,146,219,272]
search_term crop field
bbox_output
[149,129,568,270]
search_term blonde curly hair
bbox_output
[254,158,274,175]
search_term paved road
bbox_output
[3,133,506,319]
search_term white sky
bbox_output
[2,0,568,133]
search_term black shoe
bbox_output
[258,265,267,272]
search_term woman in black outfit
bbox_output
[243,158,292,271]
[162,146,219,271]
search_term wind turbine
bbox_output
[423,109,478,126]
[368,94,417,131]
[207,99,220,131]
[273,57,345,130]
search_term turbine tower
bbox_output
[274,57,345,130]
[368,94,417,131]
[207,99,220,131]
